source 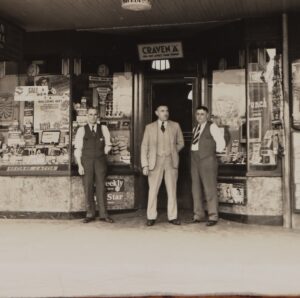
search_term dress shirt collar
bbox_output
[158,120,168,127]
[89,123,97,132]
[196,121,207,130]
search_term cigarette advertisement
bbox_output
[34,96,69,132]
[217,181,246,205]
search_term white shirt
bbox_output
[74,124,112,161]
[158,120,168,128]
[191,121,226,152]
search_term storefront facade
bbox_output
[0,6,300,228]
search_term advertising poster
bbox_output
[248,83,268,118]
[138,42,183,60]
[0,75,19,129]
[112,72,132,118]
[104,175,135,210]
[34,96,69,132]
[292,60,300,127]
[34,75,70,97]
[212,69,246,129]
[292,132,300,211]
[0,92,15,128]
[218,181,246,205]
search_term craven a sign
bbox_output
[138,42,183,61]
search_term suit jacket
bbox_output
[141,120,184,170]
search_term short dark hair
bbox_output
[196,105,209,113]
[87,106,98,114]
[155,104,169,111]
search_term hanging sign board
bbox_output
[138,42,183,61]
[14,86,49,101]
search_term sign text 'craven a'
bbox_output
[138,42,183,61]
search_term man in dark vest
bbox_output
[74,107,113,223]
[189,106,225,226]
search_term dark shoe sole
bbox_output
[185,219,206,224]
[146,220,155,226]
[83,217,96,223]
[206,221,218,226]
[169,220,181,225]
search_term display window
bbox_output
[212,69,247,168]
[208,47,284,177]
[292,59,300,128]
[71,64,133,170]
[247,48,284,174]
[291,59,300,212]
[0,66,71,175]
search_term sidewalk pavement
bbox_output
[1,210,300,298]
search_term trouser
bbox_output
[82,156,107,218]
[147,155,178,221]
[191,152,218,221]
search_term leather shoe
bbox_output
[206,220,218,227]
[169,219,181,225]
[83,217,95,223]
[185,218,206,224]
[146,219,155,226]
[100,217,114,223]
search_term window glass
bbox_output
[0,68,71,174]
[212,69,247,166]
[72,71,132,168]
[247,48,284,173]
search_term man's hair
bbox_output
[87,106,98,114]
[196,105,209,113]
[155,104,169,111]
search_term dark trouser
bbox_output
[191,152,218,221]
[82,156,107,218]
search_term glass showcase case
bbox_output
[208,47,284,205]
[0,72,71,175]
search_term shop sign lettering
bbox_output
[250,101,267,109]
[107,193,124,201]
[14,86,49,101]
[138,42,183,60]
[6,165,58,171]
[105,178,125,192]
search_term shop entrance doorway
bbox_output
[146,78,197,210]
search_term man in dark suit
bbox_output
[74,107,114,223]
[189,106,225,226]
[141,105,184,226]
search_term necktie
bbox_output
[161,121,165,133]
[91,125,96,135]
[192,124,201,145]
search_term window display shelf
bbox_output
[0,74,72,176]
[209,47,284,179]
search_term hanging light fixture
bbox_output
[121,0,152,11]
[151,59,170,71]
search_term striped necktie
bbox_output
[192,124,201,145]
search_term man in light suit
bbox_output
[141,105,184,226]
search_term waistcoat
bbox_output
[82,124,105,159]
